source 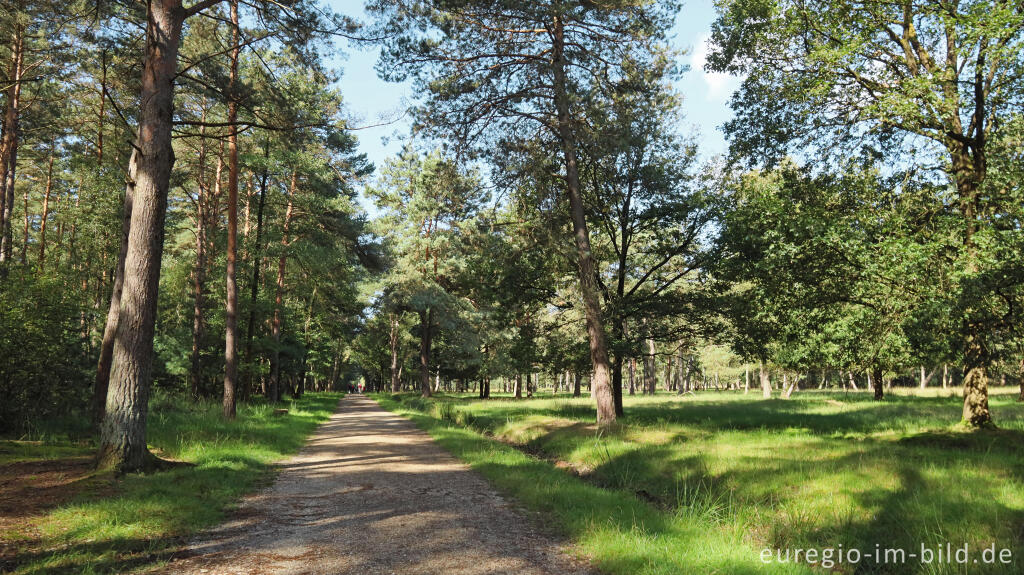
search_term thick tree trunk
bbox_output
[0,24,24,270]
[759,362,771,398]
[98,0,184,473]
[419,307,432,398]
[222,0,241,419]
[94,150,136,427]
[952,150,992,427]
[551,15,614,425]
[268,170,297,403]
[872,367,884,400]
[962,334,991,426]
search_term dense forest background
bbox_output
[0,0,1022,459]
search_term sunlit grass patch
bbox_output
[0,392,340,574]
[379,390,1024,574]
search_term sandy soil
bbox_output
[159,394,594,575]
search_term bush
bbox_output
[0,275,92,436]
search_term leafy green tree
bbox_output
[715,162,950,400]
[709,0,1024,426]
[368,148,485,397]
[368,0,680,424]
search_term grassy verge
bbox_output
[374,393,809,575]
[0,392,341,575]
[376,390,1024,575]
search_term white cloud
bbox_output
[690,34,739,102]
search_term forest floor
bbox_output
[377,388,1024,575]
[158,393,594,575]
[0,393,341,574]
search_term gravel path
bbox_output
[161,394,594,575]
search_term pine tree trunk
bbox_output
[94,151,136,428]
[37,151,53,271]
[390,314,401,392]
[222,0,241,419]
[551,14,614,425]
[244,143,269,396]
[189,152,214,400]
[268,170,297,403]
[98,0,185,473]
[20,182,28,264]
[419,307,432,398]
[0,23,24,270]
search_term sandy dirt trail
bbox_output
[160,394,593,575]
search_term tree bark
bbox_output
[244,142,270,396]
[951,147,992,427]
[919,365,939,389]
[961,333,991,426]
[419,307,433,398]
[759,362,771,398]
[222,0,241,419]
[643,324,656,395]
[551,14,614,425]
[0,23,25,270]
[37,151,53,271]
[268,170,297,403]
[781,373,795,399]
[190,152,216,400]
[93,149,136,428]
[627,357,635,395]
[390,314,401,392]
[98,0,185,473]
[872,367,884,400]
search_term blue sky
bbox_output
[328,1,738,172]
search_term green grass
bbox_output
[0,392,341,575]
[376,389,1024,575]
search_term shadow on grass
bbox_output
[2,393,342,575]
[380,393,1024,574]
[376,395,809,575]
